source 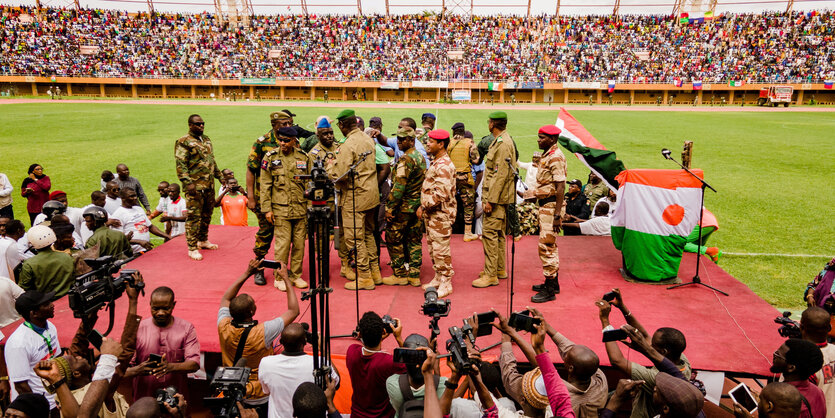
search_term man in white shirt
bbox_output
[0,220,25,279]
[160,184,187,238]
[5,290,62,414]
[517,152,540,191]
[103,181,122,215]
[148,181,171,234]
[563,202,611,236]
[33,191,84,247]
[112,187,170,253]
[258,322,339,418]
[592,189,617,218]
[0,172,13,219]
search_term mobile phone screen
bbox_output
[393,348,427,365]
[730,385,758,412]
[87,330,103,349]
[602,329,629,342]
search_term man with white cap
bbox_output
[18,225,75,297]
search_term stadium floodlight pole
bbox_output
[660,148,728,296]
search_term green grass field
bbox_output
[1,101,832,309]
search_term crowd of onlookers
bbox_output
[1,6,834,82]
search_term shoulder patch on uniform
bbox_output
[296,160,307,170]
[260,159,269,170]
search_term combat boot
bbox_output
[534,274,560,293]
[497,270,509,280]
[381,274,409,286]
[463,224,478,242]
[292,277,309,289]
[408,267,422,287]
[370,263,383,285]
[531,277,557,303]
[345,271,375,290]
[437,277,453,297]
[341,261,356,281]
[423,276,441,290]
[472,274,499,288]
[274,278,287,292]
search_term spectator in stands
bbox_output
[83,206,132,259]
[5,290,62,414]
[125,286,200,402]
[562,202,611,236]
[346,311,407,418]
[771,339,827,418]
[112,187,171,253]
[216,178,248,226]
[20,164,50,226]
[0,171,13,219]
[159,184,186,238]
[103,181,122,215]
[115,164,152,214]
[583,173,608,208]
[218,260,300,414]
[563,179,591,235]
[18,225,75,297]
[597,289,692,418]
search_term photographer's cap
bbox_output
[27,224,56,250]
[15,290,56,318]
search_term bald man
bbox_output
[757,382,803,418]
[114,164,151,214]
[126,394,187,418]
[801,307,835,415]
[259,322,339,418]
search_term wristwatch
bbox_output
[45,377,66,394]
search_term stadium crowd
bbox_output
[0,108,824,418]
[1,6,834,82]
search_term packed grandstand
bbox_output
[1,5,834,82]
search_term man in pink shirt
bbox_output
[124,286,200,401]
[346,311,406,418]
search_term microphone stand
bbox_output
[661,151,728,296]
[505,158,526,312]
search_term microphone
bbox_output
[661,148,672,160]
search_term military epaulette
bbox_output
[257,131,272,143]
[264,149,279,157]
[296,148,308,156]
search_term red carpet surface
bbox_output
[3,225,783,376]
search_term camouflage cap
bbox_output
[396,126,416,138]
[270,111,291,121]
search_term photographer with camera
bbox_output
[125,392,188,418]
[125,286,199,402]
[384,334,445,417]
[346,311,406,418]
[218,259,300,415]
[596,289,691,418]
[437,337,499,417]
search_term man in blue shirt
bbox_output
[373,117,429,164]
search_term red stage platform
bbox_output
[3,225,783,376]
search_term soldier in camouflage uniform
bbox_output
[419,129,457,297]
[524,125,567,303]
[174,114,222,261]
[246,111,291,285]
[448,122,480,241]
[472,112,517,288]
[381,127,426,287]
[261,126,311,291]
[416,113,436,146]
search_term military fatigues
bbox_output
[247,131,279,258]
[447,135,479,227]
[535,144,567,278]
[175,133,221,250]
[480,131,517,279]
[422,154,457,286]
[477,133,520,237]
[19,247,75,297]
[85,225,132,259]
[261,148,311,280]
[584,180,609,208]
[327,128,379,276]
[385,147,426,279]
[309,141,347,261]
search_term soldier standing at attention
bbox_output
[447,122,480,241]
[246,111,291,285]
[175,114,222,261]
[327,110,380,290]
[524,126,567,303]
[472,111,517,288]
[419,129,457,297]
[381,127,426,287]
[260,127,311,291]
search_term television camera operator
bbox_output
[217,259,300,416]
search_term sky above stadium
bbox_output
[12,0,835,15]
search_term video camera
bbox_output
[296,158,334,205]
[154,386,179,410]
[204,366,251,418]
[774,311,801,339]
[446,326,476,375]
[421,287,451,337]
[68,255,143,322]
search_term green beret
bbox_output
[396,127,416,138]
[270,111,291,121]
[336,109,355,121]
[489,111,508,120]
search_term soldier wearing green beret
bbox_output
[327,110,381,290]
[381,126,426,287]
[245,111,292,285]
[472,111,518,288]
[175,114,222,261]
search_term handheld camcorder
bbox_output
[446,326,476,375]
[774,311,801,339]
[204,365,251,418]
[68,255,143,319]
[154,386,179,410]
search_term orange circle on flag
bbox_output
[662,204,686,226]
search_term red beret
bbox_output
[428,129,450,140]
[49,190,67,199]
[538,125,562,136]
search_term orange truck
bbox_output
[757,86,793,107]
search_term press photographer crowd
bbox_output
[0,107,831,418]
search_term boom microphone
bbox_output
[661,148,672,160]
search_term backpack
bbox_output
[398,373,440,418]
